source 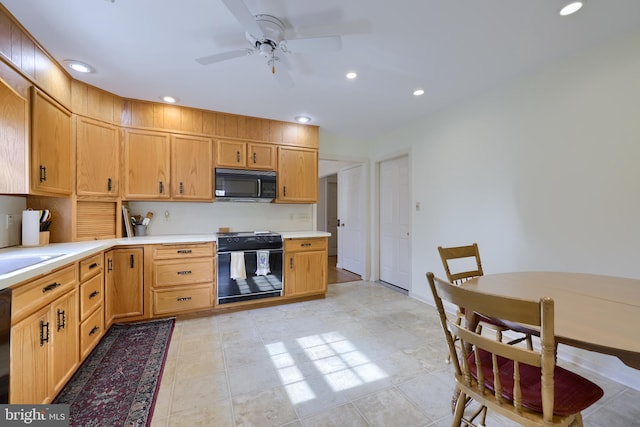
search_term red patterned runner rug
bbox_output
[54,318,175,427]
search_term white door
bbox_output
[379,155,411,290]
[339,164,365,276]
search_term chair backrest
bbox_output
[426,272,556,423]
[438,243,483,284]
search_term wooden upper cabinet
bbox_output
[0,78,28,193]
[277,146,318,203]
[31,87,72,195]
[215,139,275,170]
[76,116,119,197]
[171,135,213,200]
[216,139,246,168]
[123,129,171,199]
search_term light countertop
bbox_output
[0,231,329,290]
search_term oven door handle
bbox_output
[217,249,283,255]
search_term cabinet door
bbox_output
[277,146,318,203]
[76,116,119,196]
[31,87,72,195]
[248,143,276,170]
[123,129,171,199]
[105,248,144,325]
[285,250,327,297]
[51,289,79,395]
[0,79,28,193]
[171,135,213,200]
[216,140,246,168]
[10,305,51,404]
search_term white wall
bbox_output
[0,195,26,248]
[363,28,640,388]
[127,201,315,235]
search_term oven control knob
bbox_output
[234,237,239,242]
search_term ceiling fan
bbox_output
[196,0,343,87]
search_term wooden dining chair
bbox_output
[426,272,604,427]
[438,243,532,359]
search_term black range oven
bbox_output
[216,232,283,304]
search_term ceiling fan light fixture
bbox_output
[560,1,584,16]
[161,96,179,103]
[413,89,425,96]
[64,60,93,73]
[295,115,311,124]
[346,72,358,79]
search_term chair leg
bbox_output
[570,413,584,427]
[452,391,467,427]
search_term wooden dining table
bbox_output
[461,272,640,370]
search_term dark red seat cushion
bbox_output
[467,349,604,416]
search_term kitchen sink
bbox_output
[0,254,66,275]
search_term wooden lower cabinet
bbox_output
[150,242,215,316]
[105,247,144,325]
[10,288,79,404]
[284,238,328,297]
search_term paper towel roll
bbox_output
[22,210,40,247]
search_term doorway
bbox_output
[378,154,411,291]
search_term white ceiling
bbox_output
[3,0,640,140]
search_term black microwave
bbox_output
[215,168,277,202]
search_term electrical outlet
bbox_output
[164,210,170,221]
[6,214,14,230]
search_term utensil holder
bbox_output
[134,225,147,236]
[39,231,50,246]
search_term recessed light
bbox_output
[559,1,583,16]
[161,96,179,103]
[413,89,425,96]
[295,115,311,124]
[346,72,357,79]
[64,60,93,73]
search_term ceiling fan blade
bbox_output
[195,49,252,65]
[273,67,294,88]
[221,0,265,38]
[281,35,342,53]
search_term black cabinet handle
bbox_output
[89,262,99,269]
[107,258,113,272]
[89,326,100,336]
[42,282,61,293]
[130,254,135,268]
[301,243,312,247]
[39,165,47,183]
[176,296,192,302]
[253,152,257,164]
[290,257,294,269]
[56,309,66,331]
[283,186,287,197]
[40,320,50,346]
[236,151,241,162]
[177,270,192,275]
[107,177,113,191]
[179,182,184,194]
[89,290,100,299]
[177,249,192,254]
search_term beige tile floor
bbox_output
[150,281,640,427]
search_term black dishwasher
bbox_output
[0,288,10,403]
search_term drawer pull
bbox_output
[56,309,66,331]
[89,262,100,269]
[301,243,312,247]
[40,320,50,346]
[89,290,100,299]
[42,282,61,293]
[89,326,100,336]
[177,270,192,275]
[177,296,192,302]
[177,249,192,254]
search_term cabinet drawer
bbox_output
[152,243,214,259]
[153,258,213,287]
[12,264,78,324]
[80,306,104,359]
[80,273,103,321]
[79,253,103,282]
[284,238,328,252]
[152,284,212,315]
